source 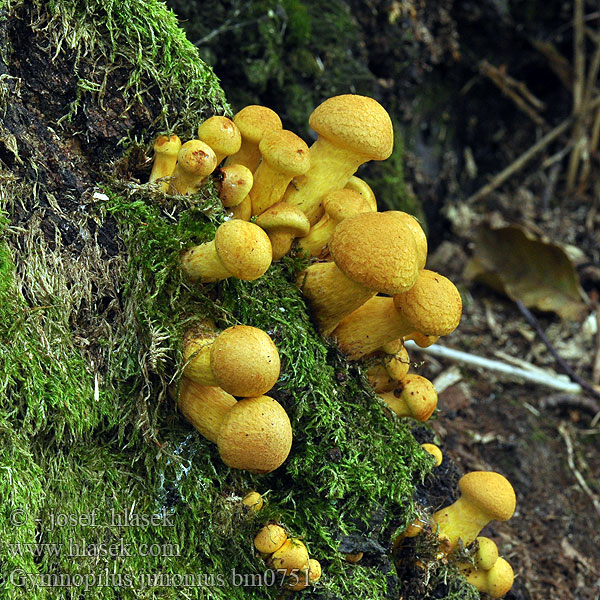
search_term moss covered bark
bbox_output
[0,1,479,599]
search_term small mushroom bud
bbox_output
[181,220,272,283]
[254,524,287,554]
[149,134,182,192]
[270,538,310,575]
[298,211,420,335]
[255,202,310,260]
[432,471,516,550]
[460,556,514,598]
[225,105,283,172]
[405,331,439,347]
[421,443,443,466]
[466,537,500,571]
[197,115,241,164]
[218,164,253,208]
[286,558,322,590]
[332,270,462,359]
[297,188,374,258]
[169,140,217,195]
[250,129,310,216]
[344,552,364,563]
[283,94,393,225]
[242,491,264,513]
[183,324,281,397]
[379,374,438,422]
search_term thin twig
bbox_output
[403,341,583,394]
[541,393,600,414]
[558,422,600,518]
[593,303,600,385]
[566,0,587,191]
[516,299,600,402]
[479,60,546,126]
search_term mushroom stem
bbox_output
[283,137,367,225]
[297,262,377,335]
[149,134,182,192]
[181,240,232,282]
[177,377,237,443]
[183,330,219,386]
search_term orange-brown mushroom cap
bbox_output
[330,212,419,295]
[217,395,292,473]
[309,94,393,161]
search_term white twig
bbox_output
[404,341,583,394]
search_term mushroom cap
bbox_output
[459,472,516,522]
[258,129,310,176]
[177,140,218,177]
[255,202,311,237]
[242,491,264,512]
[484,557,514,598]
[197,115,241,159]
[393,270,462,336]
[233,105,283,144]
[322,189,372,223]
[421,443,443,467]
[345,176,377,211]
[389,211,428,269]
[214,220,272,281]
[217,395,292,473]
[153,134,181,156]
[254,523,287,554]
[329,212,420,295]
[395,374,438,421]
[473,537,499,571]
[309,94,393,161]
[270,538,310,575]
[210,325,280,397]
[218,164,253,207]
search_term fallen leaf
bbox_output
[464,224,588,320]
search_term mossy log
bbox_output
[0,2,478,599]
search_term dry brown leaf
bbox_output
[464,224,587,320]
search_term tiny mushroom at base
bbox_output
[149,134,182,192]
[461,556,514,598]
[379,374,438,422]
[254,523,288,554]
[242,491,264,513]
[421,443,443,467]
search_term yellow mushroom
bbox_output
[270,538,310,575]
[169,140,217,195]
[344,175,377,211]
[298,211,419,335]
[250,129,310,216]
[242,491,264,513]
[149,134,182,192]
[332,270,462,359]
[367,342,410,393]
[197,115,241,164]
[389,211,428,269]
[180,220,272,283]
[432,472,516,550]
[286,558,322,591]
[176,379,293,474]
[183,324,281,397]
[460,556,514,598]
[379,374,438,422]
[421,443,443,467]
[254,202,310,260]
[283,94,393,225]
[254,523,287,554]
[217,164,253,209]
[225,105,283,172]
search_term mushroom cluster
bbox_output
[174,324,292,474]
[253,524,322,592]
[148,95,517,596]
